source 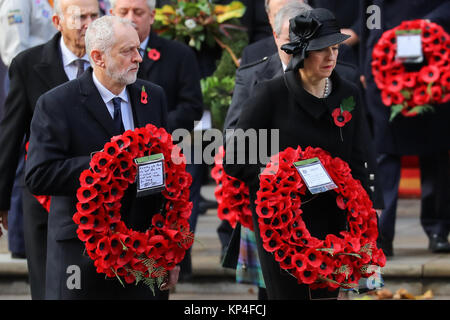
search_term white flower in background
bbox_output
[185,19,197,29]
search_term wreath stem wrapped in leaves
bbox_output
[255,146,386,291]
[73,124,194,294]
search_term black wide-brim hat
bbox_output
[281,8,350,71]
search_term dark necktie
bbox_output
[74,59,85,78]
[112,97,125,134]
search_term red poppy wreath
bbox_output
[255,146,386,291]
[211,146,253,230]
[73,124,194,293]
[372,19,450,120]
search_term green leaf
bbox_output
[400,90,411,100]
[340,96,355,112]
[389,104,404,121]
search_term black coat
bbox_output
[0,33,68,209]
[138,32,203,133]
[25,69,169,299]
[360,0,450,155]
[223,70,375,298]
[0,32,68,299]
[225,54,384,208]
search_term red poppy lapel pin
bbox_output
[147,48,161,61]
[332,96,355,128]
[141,86,148,104]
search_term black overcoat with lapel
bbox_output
[25,68,169,299]
[223,70,374,298]
[0,32,68,299]
[359,0,450,155]
[0,32,68,209]
[137,32,203,133]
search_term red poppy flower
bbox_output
[129,232,148,254]
[430,85,443,102]
[147,235,168,258]
[96,237,111,257]
[386,74,404,92]
[403,72,417,88]
[413,85,431,105]
[262,228,283,253]
[305,248,323,268]
[299,268,318,284]
[317,255,334,276]
[147,48,161,61]
[419,65,440,83]
[73,212,96,230]
[332,108,352,127]
[440,70,450,90]
[109,234,124,256]
[102,182,124,204]
[76,185,98,203]
[76,228,94,242]
[141,86,148,104]
[292,253,307,272]
[116,248,134,267]
[79,170,99,187]
[151,214,166,231]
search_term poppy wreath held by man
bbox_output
[372,19,450,120]
[211,146,254,230]
[73,124,194,294]
[255,146,386,291]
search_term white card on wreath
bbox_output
[294,157,337,194]
[135,153,165,197]
[396,34,422,58]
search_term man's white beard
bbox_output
[106,57,138,86]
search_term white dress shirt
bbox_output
[92,72,135,132]
[60,37,90,81]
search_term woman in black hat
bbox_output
[223,8,377,300]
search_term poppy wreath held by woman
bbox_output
[255,146,386,291]
[211,146,254,230]
[73,124,194,294]
[372,19,450,120]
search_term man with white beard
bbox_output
[25,15,177,299]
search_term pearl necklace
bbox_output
[323,78,330,98]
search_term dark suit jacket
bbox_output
[25,69,169,299]
[0,32,68,209]
[138,32,203,133]
[224,53,282,132]
[360,0,450,155]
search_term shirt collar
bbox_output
[92,72,129,104]
[140,36,150,51]
[60,37,89,67]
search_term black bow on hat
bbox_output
[281,13,322,71]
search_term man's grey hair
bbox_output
[85,15,134,66]
[109,0,156,10]
[53,0,63,17]
[265,0,309,13]
[273,1,312,36]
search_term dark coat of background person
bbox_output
[138,32,203,133]
[359,0,450,254]
[0,33,69,300]
[360,0,450,156]
[309,0,361,66]
[25,69,169,300]
[223,70,373,299]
